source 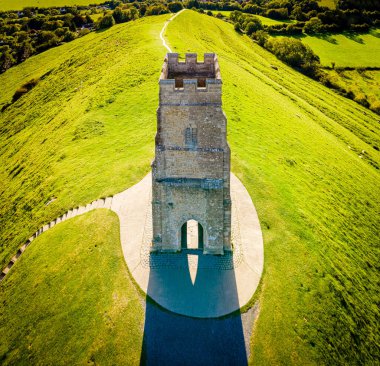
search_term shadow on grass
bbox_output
[369,29,380,38]
[313,32,338,44]
[342,31,364,44]
[139,251,248,365]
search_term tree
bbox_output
[291,6,306,21]
[265,7,289,20]
[245,17,262,35]
[252,30,269,46]
[304,17,323,33]
[186,0,200,9]
[145,5,169,16]
[16,41,34,62]
[265,37,320,73]
[0,45,15,72]
[168,2,183,13]
[96,14,115,30]
[113,7,127,23]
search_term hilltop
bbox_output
[0,10,379,365]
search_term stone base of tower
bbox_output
[110,172,264,318]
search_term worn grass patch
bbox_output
[0,209,144,365]
[166,10,379,365]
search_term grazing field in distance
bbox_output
[325,69,380,107]
[301,30,380,67]
[318,0,337,9]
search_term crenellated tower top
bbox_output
[159,53,222,94]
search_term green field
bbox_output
[0,0,104,11]
[301,31,380,67]
[1,10,379,365]
[0,209,144,365]
[255,14,295,26]
[211,10,231,17]
[210,11,295,26]
[318,0,337,9]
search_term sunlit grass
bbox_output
[301,31,380,67]
[324,68,380,108]
[1,10,379,366]
[166,11,379,365]
[0,209,144,365]
[0,14,170,268]
[318,0,337,9]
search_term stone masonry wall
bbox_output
[152,53,231,255]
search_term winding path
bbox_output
[159,9,186,52]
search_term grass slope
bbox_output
[0,0,104,11]
[165,11,380,365]
[0,10,379,365]
[0,209,144,365]
[0,14,169,268]
[325,68,380,107]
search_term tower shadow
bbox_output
[139,252,248,365]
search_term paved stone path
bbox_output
[2,173,263,319]
[111,173,264,318]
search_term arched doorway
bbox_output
[181,220,204,250]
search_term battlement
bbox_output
[159,53,222,90]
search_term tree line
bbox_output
[224,9,379,115]
[1,0,379,75]
[0,1,184,74]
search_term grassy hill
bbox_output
[0,210,144,365]
[166,11,379,365]
[0,14,169,269]
[0,10,379,365]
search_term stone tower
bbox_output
[151,53,231,255]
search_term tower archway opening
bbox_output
[181,220,204,250]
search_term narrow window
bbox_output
[185,127,197,147]
[185,127,192,145]
[191,128,197,145]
